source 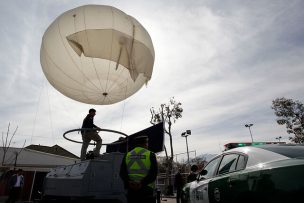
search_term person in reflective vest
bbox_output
[120,135,158,203]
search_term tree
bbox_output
[150,97,183,194]
[1,123,26,168]
[1,123,18,166]
[271,97,304,143]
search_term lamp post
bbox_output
[181,130,191,166]
[245,124,254,142]
[276,136,282,142]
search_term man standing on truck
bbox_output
[80,108,102,160]
[120,136,158,203]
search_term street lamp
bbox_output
[181,130,191,166]
[245,124,254,142]
[276,136,282,142]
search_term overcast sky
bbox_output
[1,0,304,161]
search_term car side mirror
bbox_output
[197,170,207,181]
[200,169,207,176]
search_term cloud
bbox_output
[1,0,304,157]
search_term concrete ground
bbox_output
[0,196,7,203]
[161,197,176,203]
[0,195,176,203]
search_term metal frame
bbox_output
[63,128,129,146]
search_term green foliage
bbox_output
[150,97,183,133]
[150,97,183,157]
[271,97,304,143]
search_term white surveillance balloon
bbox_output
[41,5,154,105]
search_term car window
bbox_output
[202,156,221,179]
[236,155,246,170]
[218,154,238,174]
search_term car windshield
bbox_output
[257,145,304,158]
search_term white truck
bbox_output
[40,123,164,203]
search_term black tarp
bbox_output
[106,122,164,153]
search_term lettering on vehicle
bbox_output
[196,186,205,200]
[214,188,220,202]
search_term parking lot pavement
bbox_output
[0,195,176,203]
[161,197,176,203]
[0,196,7,203]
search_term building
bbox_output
[0,145,79,202]
[25,144,79,159]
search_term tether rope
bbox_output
[30,80,44,144]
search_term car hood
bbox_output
[246,158,304,171]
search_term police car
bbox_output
[181,144,304,203]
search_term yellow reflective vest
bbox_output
[126,147,155,189]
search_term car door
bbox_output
[191,156,222,203]
[208,153,248,203]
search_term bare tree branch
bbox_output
[4,122,11,150]
[1,123,20,166]
[7,125,18,150]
